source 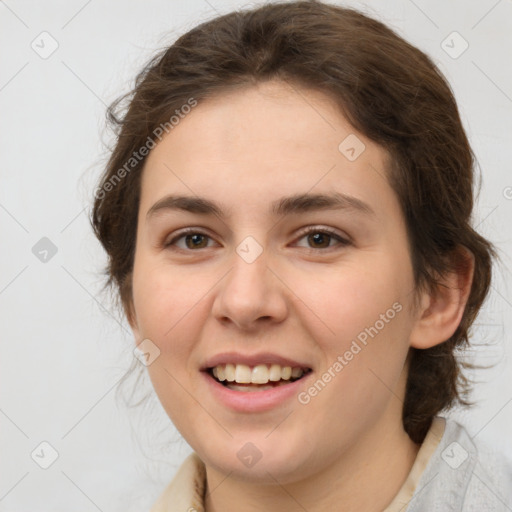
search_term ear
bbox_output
[409,246,475,349]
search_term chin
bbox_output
[194,431,317,484]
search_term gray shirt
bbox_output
[407,418,512,511]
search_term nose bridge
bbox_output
[212,239,288,329]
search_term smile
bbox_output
[208,363,311,392]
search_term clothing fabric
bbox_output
[150,417,512,511]
[383,416,445,510]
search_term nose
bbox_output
[211,247,289,332]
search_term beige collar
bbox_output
[150,451,206,512]
[383,417,446,511]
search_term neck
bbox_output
[204,410,420,512]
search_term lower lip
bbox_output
[201,371,311,413]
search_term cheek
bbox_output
[131,259,214,428]
[292,254,413,395]
[130,260,210,396]
[298,256,409,341]
[132,257,204,341]
[291,273,411,442]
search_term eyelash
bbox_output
[163,226,351,252]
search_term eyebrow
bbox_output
[146,192,375,220]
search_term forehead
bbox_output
[139,80,399,221]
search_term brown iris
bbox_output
[307,232,331,249]
[185,233,209,249]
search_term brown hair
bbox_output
[91,0,496,443]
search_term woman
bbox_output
[91,1,512,510]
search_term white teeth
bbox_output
[235,364,252,383]
[216,365,226,382]
[281,366,292,380]
[224,363,236,382]
[210,363,306,385]
[252,364,270,384]
[269,364,282,381]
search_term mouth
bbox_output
[207,363,312,392]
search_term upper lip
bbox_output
[201,352,312,370]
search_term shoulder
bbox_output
[407,417,512,511]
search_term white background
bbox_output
[1,0,511,510]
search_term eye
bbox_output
[163,226,350,252]
[164,228,217,250]
[293,226,350,250]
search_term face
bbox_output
[129,80,421,484]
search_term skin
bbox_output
[128,80,474,511]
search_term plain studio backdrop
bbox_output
[1,0,511,510]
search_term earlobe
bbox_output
[409,246,475,350]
